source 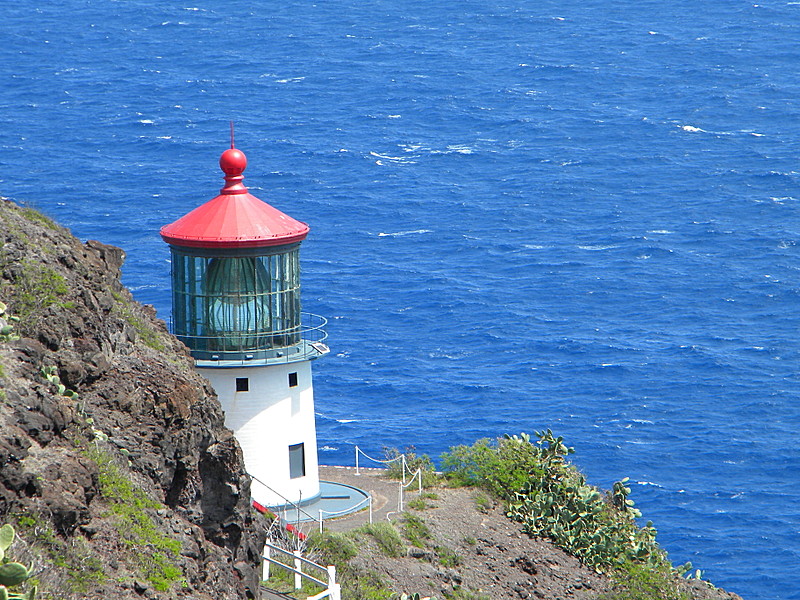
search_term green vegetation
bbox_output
[0,302,20,343]
[112,297,166,351]
[442,431,558,500]
[442,588,488,600]
[86,447,183,591]
[472,491,492,514]
[7,260,69,324]
[384,448,439,489]
[13,511,105,595]
[262,554,325,598]
[306,531,394,600]
[0,524,37,600]
[435,545,461,568]
[601,560,690,600]
[355,523,404,558]
[40,366,78,401]
[18,207,59,232]
[400,513,431,549]
[408,491,440,511]
[441,430,691,597]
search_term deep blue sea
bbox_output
[3,1,800,597]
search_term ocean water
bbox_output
[2,1,799,597]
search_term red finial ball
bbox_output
[219,148,247,176]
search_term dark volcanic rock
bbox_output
[0,199,265,599]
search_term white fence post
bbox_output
[293,550,302,590]
[355,446,360,475]
[328,565,340,600]
[418,468,422,493]
[398,481,404,512]
[319,510,324,534]
[369,494,373,524]
[262,544,270,582]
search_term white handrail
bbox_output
[263,542,340,600]
[318,494,373,533]
[249,472,321,532]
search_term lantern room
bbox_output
[167,244,302,360]
[160,146,325,363]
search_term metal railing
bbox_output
[251,472,373,537]
[171,312,329,362]
[398,467,423,512]
[250,473,321,542]
[317,494,372,533]
[262,541,341,600]
[354,446,423,513]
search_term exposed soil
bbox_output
[318,470,744,600]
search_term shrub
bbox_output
[602,560,690,600]
[441,432,557,500]
[8,260,69,325]
[442,430,674,576]
[384,447,439,488]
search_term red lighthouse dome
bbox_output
[160,146,309,249]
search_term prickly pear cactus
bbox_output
[0,524,35,600]
[0,563,29,588]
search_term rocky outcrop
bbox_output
[0,199,266,599]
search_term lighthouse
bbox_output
[160,143,329,508]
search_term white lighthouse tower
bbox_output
[160,143,329,508]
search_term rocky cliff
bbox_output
[0,198,266,599]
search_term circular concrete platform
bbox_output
[268,480,370,524]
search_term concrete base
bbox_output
[268,480,370,524]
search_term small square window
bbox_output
[236,377,249,392]
[288,372,298,387]
[289,443,305,479]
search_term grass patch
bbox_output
[355,522,403,558]
[112,299,166,351]
[408,491,440,511]
[473,491,492,514]
[13,511,106,594]
[306,532,394,600]
[87,447,183,591]
[436,545,461,568]
[10,259,69,323]
[443,586,490,600]
[19,206,60,231]
[262,554,325,598]
[400,513,431,549]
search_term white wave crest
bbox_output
[377,229,433,237]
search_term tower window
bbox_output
[289,443,305,479]
[236,377,249,392]
[288,372,298,387]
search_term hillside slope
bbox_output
[0,199,265,599]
